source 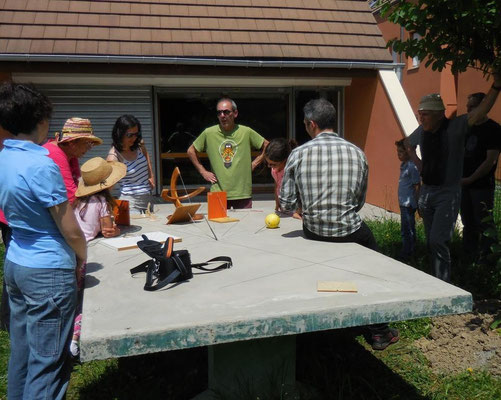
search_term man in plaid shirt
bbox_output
[280,98,377,249]
[279,98,399,350]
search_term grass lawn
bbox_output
[0,188,500,399]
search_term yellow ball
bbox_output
[265,213,280,229]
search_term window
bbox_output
[294,89,340,145]
[157,89,289,186]
[410,33,421,68]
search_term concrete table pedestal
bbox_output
[194,335,296,399]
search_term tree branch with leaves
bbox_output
[379,0,501,74]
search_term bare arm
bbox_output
[251,139,269,171]
[49,201,87,263]
[140,143,156,189]
[462,149,500,186]
[404,138,422,172]
[106,146,119,162]
[187,144,217,183]
[468,73,501,127]
[273,181,281,212]
[100,215,121,238]
[413,182,421,205]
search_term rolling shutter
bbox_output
[39,85,156,193]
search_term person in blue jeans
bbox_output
[0,82,87,400]
[395,139,420,261]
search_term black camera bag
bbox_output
[130,235,232,291]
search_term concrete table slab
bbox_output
[80,201,472,397]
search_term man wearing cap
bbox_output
[187,97,269,209]
[43,117,103,204]
[405,74,501,282]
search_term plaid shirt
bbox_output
[279,131,368,237]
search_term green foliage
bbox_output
[378,345,501,400]
[379,0,501,74]
[391,318,432,341]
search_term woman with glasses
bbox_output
[107,114,155,213]
[43,117,103,205]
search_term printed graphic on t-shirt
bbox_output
[219,140,237,168]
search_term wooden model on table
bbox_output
[161,167,205,224]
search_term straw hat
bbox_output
[76,157,126,197]
[418,94,445,111]
[57,117,103,145]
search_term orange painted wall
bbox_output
[458,68,501,119]
[345,75,406,213]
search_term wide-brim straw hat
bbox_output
[76,157,126,197]
[57,117,103,145]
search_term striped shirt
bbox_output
[120,148,151,196]
[280,131,368,237]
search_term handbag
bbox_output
[130,234,232,291]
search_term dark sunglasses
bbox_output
[216,109,232,116]
[125,132,139,138]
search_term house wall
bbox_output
[345,75,404,213]
[458,68,501,117]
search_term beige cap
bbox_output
[418,94,445,111]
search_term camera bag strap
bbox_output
[130,236,232,291]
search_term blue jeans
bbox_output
[419,185,460,283]
[400,206,416,260]
[4,259,77,400]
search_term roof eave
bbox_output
[0,54,399,70]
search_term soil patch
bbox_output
[415,300,501,376]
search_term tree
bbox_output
[379,0,501,74]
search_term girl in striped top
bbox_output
[107,115,155,213]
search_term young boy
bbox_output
[396,139,420,261]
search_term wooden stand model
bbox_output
[208,191,239,223]
[161,167,205,224]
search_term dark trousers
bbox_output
[1,222,12,333]
[400,206,417,260]
[419,185,461,283]
[303,221,379,252]
[303,221,389,337]
[227,198,252,209]
[460,185,497,262]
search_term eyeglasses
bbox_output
[125,132,139,138]
[216,109,232,116]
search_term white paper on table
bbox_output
[100,231,182,251]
